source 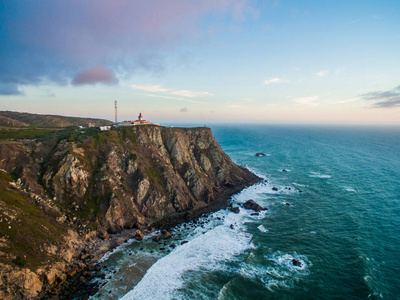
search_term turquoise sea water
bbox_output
[93,125,400,299]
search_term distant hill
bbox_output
[0,111,113,128]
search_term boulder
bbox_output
[292,259,301,267]
[152,235,161,242]
[98,231,108,240]
[272,187,278,191]
[243,200,267,212]
[133,230,144,241]
[230,207,240,214]
[255,153,266,157]
[162,230,172,239]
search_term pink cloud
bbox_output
[1,0,255,91]
[72,65,118,86]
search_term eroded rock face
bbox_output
[0,125,259,298]
[39,126,259,231]
[0,263,43,299]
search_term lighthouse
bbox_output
[138,113,143,121]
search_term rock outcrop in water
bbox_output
[0,125,259,298]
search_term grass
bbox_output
[0,127,56,140]
[0,172,68,269]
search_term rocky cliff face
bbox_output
[0,125,259,298]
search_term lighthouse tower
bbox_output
[138,113,143,122]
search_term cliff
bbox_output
[0,125,259,299]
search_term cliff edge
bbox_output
[0,125,259,298]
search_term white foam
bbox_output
[247,250,312,290]
[344,187,357,192]
[121,222,252,299]
[292,182,308,187]
[238,250,312,292]
[257,225,269,233]
[308,172,331,179]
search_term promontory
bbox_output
[0,124,259,298]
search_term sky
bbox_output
[1,0,400,125]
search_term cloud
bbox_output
[0,1,255,94]
[72,65,118,86]
[264,78,289,85]
[328,98,359,105]
[141,94,203,103]
[131,84,169,93]
[170,90,213,98]
[293,96,319,106]
[0,83,23,96]
[132,84,211,103]
[361,85,400,108]
[316,70,329,77]
[180,107,189,112]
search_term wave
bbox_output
[308,172,332,179]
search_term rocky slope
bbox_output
[0,110,112,127]
[0,125,259,299]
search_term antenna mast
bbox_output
[115,100,118,123]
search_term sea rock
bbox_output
[152,235,161,242]
[243,200,267,212]
[162,230,172,239]
[272,187,278,191]
[282,169,287,172]
[292,259,302,267]
[255,152,266,156]
[230,207,240,213]
[133,230,144,241]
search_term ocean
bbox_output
[91,125,400,300]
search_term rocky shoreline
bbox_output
[0,125,259,299]
[43,181,260,299]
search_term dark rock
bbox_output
[181,240,188,245]
[272,187,278,191]
[250,212,259,216]
[292,259,301,267]
[134,230,144,241]
[230,207,240,213]
[255,153,266,156]
[298,190,303,193]
[169,243,176,248]
[98,231,108,240]
[282,169,287,172]
[284,202,290,206]
[243,200,267,212]
[94,265,101,272]
[230,224,234,229]
[163,231,172,239]
[89,287,99,296]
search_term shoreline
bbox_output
[45,172,261,299]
